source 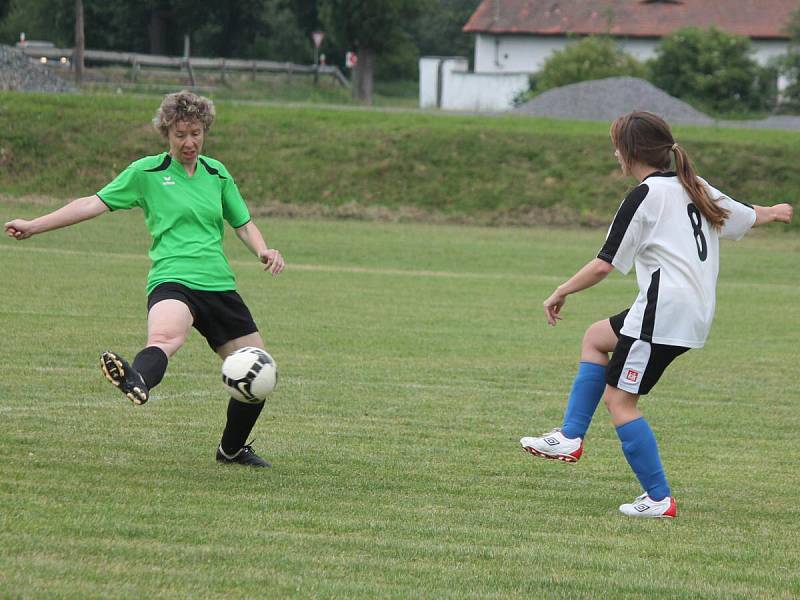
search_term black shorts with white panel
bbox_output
[607,310,689,395]
[147,282,259,351]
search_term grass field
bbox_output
[1,92,799,228]
[0,201,798,598]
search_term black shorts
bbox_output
[147,282,258,351]
[606,309,689,395]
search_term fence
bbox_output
[17,45,350,88]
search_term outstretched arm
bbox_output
[234,220,285,275]
[4,195,108,240]
[753,203,793,227]
[543,258,615,326]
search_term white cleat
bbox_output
[619,493,677,518]
[520,428,583,463]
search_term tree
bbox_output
[319,0,420,103]
[533,36,645,92]
[649,27,775,114]
[74,0,84,84]
[777,5,800,113]
[412,0,480,60]
[0,0,73,46]
[244,0,313,62]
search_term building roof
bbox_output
[463,0,797,39]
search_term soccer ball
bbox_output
[221,347,278,403]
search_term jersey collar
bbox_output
[164,152,203,178]
[643,171,677,180]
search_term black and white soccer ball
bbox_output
[221,346,277,403]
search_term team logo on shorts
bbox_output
[625,369,639,383]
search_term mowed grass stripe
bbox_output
[0,237,796,290]
[1,207,798,599]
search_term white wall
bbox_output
[617,38,659,63]
[419,56,529,111]
[474,33,564,73]
[443,70,529,111]
[423,33,791,112]
[751,39,791,65]
[622,37,787,66]
[419,57,444,108]
[474,33,790,74]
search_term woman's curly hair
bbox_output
[152,90,215,137]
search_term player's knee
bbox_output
[147,332,186,355]
[603,393,625,415]
[581,322,606,359]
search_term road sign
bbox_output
[312,31,324,49]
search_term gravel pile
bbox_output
[514,76,714,125]
[0,44,76,93]
[512,76,800,131]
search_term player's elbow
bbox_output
[594,259,615,276]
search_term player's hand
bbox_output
[258,248,284,275]
[4,219,35,240]
[543,289,567,326]
[772,203,793,223]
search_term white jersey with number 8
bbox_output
[597,172,756,348]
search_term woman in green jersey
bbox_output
[4,91,283,467]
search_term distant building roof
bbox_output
[463,0,797,40]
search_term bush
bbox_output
[649,27,776,115]
[778,49,800,113]
[534,36,646,93]
[776,7,800,114]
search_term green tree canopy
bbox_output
[319,0,420,101]
[534,36,645,93]
[649,27,775,114]
[776,5,800,113]
[0,0,479,84]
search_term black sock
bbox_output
[132,346,168,389]
[220,398,265,455]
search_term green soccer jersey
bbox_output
[97,152,251,294]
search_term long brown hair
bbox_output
[610,111,728,229]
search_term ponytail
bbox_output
[672,144,729,230]
[611,112,730,230]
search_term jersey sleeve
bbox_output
[702,182,756,241]
[96,165,143,211]
[597,184,650,275]
[221,174,251,228]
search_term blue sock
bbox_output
[560,361,607,439]
[616,417,670,501]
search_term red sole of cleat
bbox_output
[522,446,579,463]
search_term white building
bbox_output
[421,0,797,111]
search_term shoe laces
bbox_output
[240,439,257,454]
[538,427,562,437]
[632,493,667,504]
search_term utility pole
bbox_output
[74,0,84,85]
[183,34,195,87]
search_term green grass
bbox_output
[1,200,798,598]
[1,92,798,228]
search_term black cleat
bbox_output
[100,350,149,405]
[216,441,271,467]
